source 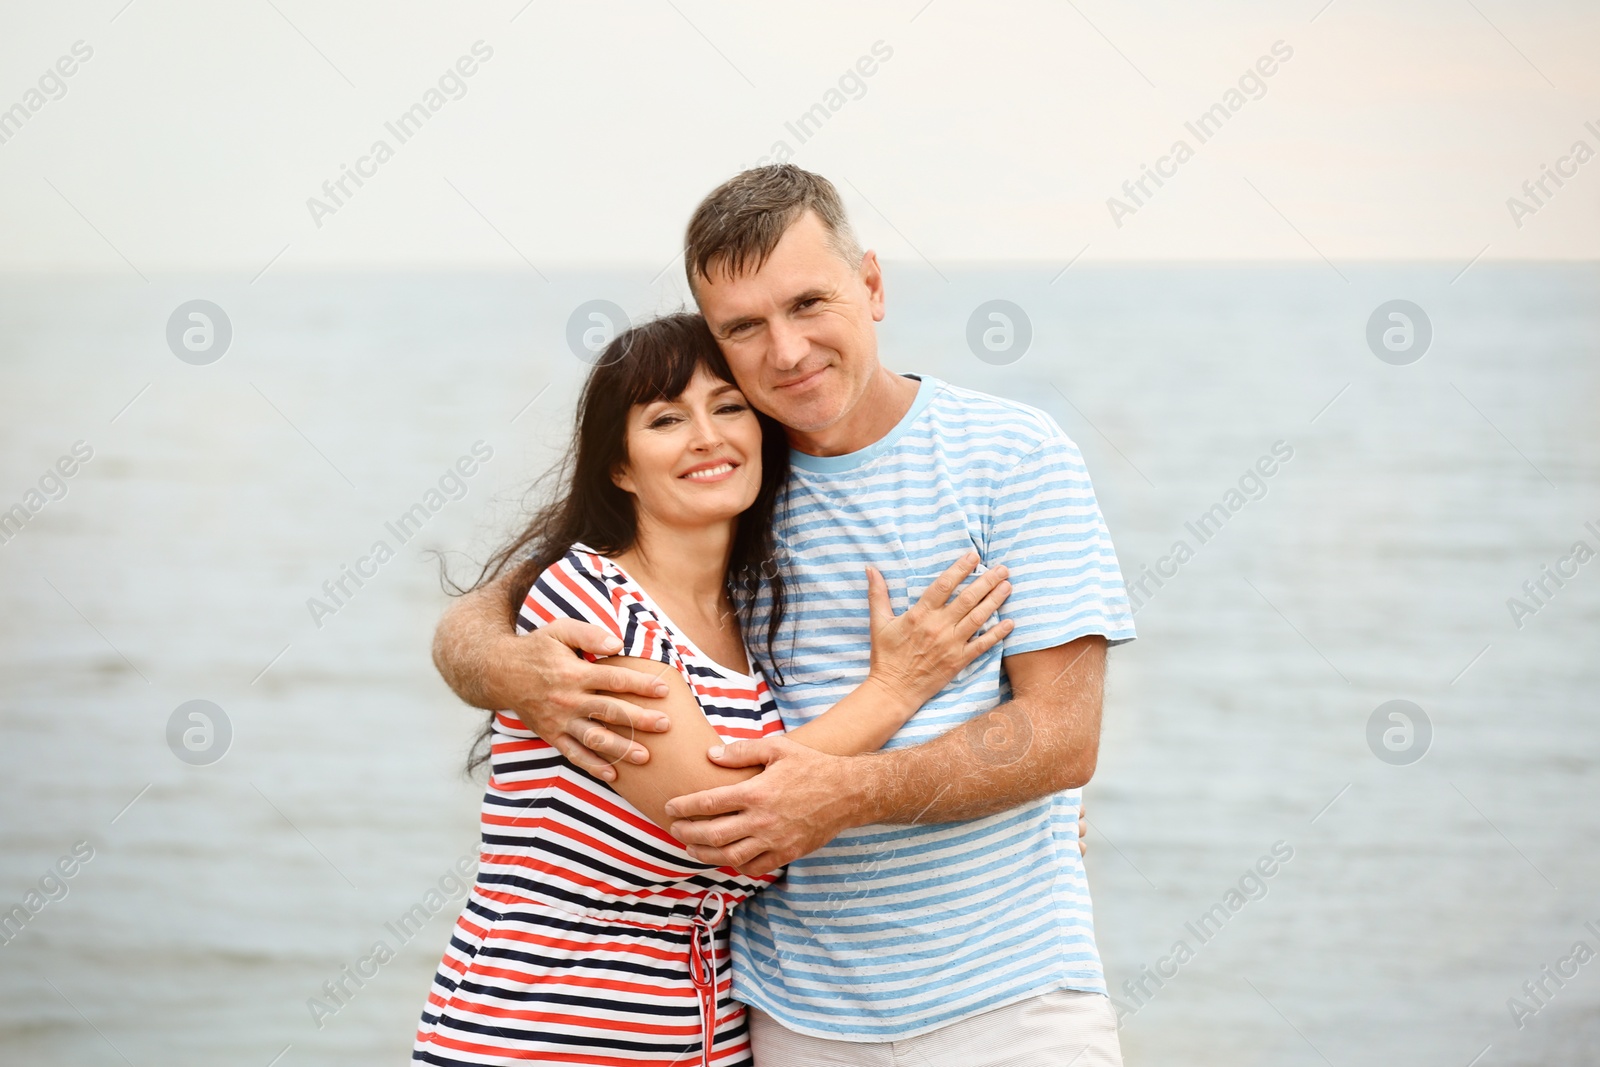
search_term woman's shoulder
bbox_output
[515,544,680,670]
[515,542,623,632]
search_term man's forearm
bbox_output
[842,638,1107,827]
[432,571,521,710]
[843,696,1093,825]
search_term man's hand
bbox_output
[431,575,675,781]
[662,736,863,877]
[664,740,1090,873]
[510,619,679,780]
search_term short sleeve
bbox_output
[984,428,1137,655]
[515,547,683,670]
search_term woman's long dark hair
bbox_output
[457,311,789,772]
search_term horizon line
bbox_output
[0,257,1595,278]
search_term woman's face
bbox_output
[613,364,765,531]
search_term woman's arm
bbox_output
[588,655,763,830]
[599,552,1014,829]
[783,553,1012,755]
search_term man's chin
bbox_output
[767,393,849,437]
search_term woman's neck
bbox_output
[612,519,735,616]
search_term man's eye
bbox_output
[796,297,820,311]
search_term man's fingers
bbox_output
[562,707,647,766]
[705,738,781,768]
[587,662,670,701]
[736,852,786,879]
[915,550,979,611]
[573,696,664,743]
[689,838,764,869]
[551,735,618,782]
[664,783,750,821]
[685,842,765,869]
[541,616,627,655]
[672,813,754,849]
[684,844,730,867]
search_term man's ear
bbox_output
[859,249,886,323]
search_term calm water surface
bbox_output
[1,265,1596,1065]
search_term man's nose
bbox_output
[766,318,808,370]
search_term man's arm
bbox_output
[852,633,1104,824]
[662,634,1106,874]
[432,567,672,780]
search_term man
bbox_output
[432,165,1136,1065]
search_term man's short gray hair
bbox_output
[684,165,864,292]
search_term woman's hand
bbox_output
[864,550,1013,708]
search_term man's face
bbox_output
[693,210,885,436]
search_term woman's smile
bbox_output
[681,460,740,483]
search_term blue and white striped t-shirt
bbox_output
[728,372,1137,1041]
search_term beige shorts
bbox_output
[746,988,1123,1067]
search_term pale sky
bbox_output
[1,0,1596,273]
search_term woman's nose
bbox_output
[687,413,723,449]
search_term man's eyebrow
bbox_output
[789,286,830,306]
[714,287,833,335]
[713,311,760,336]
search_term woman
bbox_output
[413,312,1013,1066]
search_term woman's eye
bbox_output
[717,403,747,415]
[648,415,682,429]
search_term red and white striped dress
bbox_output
[414,544,785,1067]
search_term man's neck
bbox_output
[788,367,920,458]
